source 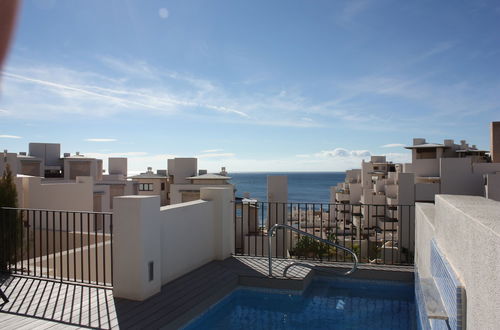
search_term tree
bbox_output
[0,164,20,272]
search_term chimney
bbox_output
[220,166,227,176]
[413,138,425,146]
[491,122,500,162]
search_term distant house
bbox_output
[130,167,169,206]
[167,157,233,204]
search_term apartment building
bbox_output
[330,122,500,263]
[130,167,169,206]
[168,157,234,204]
[1,143,137,213]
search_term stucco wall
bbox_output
[415,183,439,202]
[159,200,215,284]
[18,176,94,211]
[440,158,483,196]
[170,183,233,204]
[0,152,19,176]
[415,195,500,330]
[412,158,439,177]
[135,178,167,205]
[485,173,500,201]
[414,202,435,279]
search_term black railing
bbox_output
[234,201,415,266]
[0,207,113,287]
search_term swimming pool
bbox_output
[184,277,416,329]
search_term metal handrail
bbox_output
[267,224,358,277]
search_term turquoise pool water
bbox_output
[184,277,416,329]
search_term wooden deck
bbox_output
[0,256,413,329]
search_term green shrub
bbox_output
[0,164,21,272]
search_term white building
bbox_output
[330,122,500,263]
[168,157,234,204]
[1,143,138,213]
[130,167,169,206]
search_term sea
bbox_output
[228,172,346,203]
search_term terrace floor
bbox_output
[0,256,413,329]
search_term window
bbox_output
[161,182,165,191]
[139,183,154,191]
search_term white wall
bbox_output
[160,200,214,284]
[412,159,439,177]
[18,176,94,211]
[170,183,233,204]
[0,152,19,176]
[112,187,233,301]
[108,157,127,175]
[440,158,483,196]
[485,173,500,201]
[415,183,439,202]
[168,158,197,184]
[415,195,500,330]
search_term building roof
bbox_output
[17,155,42,162]
[129,173,167,179]
[404,143,449,149]
[186,173,232,180]
[64,155,96,160]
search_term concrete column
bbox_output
[200,187,234,260]
[113,195,161,301]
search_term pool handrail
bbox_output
[267,223,358,277]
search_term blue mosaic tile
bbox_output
[430,240,465,330]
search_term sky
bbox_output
[1,0,499,173]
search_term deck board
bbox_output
[1,256,413,329]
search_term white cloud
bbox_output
[315,148,371,158]
[0,109,10,115]
[202,149,223,153]
[0,134,22,139]
[197,152,235,159]
[85,138,118,142]
[381,143,406,148]
[350,150,372,157]
[2,65,249,120]
[83,151,148,158]
[384,152,411,164]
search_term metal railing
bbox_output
[234,201,415,266]
[0,207,113,287]
[268,224,358,277]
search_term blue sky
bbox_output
[1,0,499,173]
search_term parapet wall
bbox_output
[112,187,234,301]
[160,200,215,284]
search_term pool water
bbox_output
[184,277,416,329]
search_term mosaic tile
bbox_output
[430,240,465,330]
